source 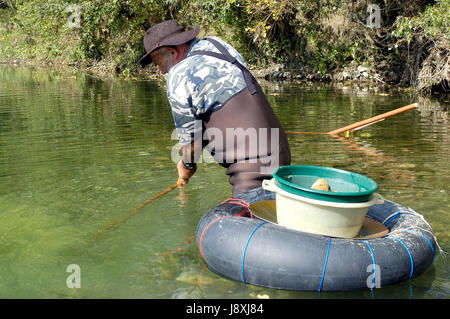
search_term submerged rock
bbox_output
[175,269,214,285]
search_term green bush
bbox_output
[391,0,449,91]
[392,0,449,42]
[0,0,448,90]
[1,0,167,70]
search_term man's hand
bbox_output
[177,160,197,185]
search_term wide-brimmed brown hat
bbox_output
[138,19,200,68]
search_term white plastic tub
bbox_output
[262,178,384,238]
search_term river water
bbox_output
[0,65,448,299]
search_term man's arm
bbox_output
[177,138,203,185]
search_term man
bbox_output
[139,20,290,196]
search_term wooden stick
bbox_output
[327,103,417,136]
[92,179,183,241]
[285,131,329,135]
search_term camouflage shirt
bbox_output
[167,36,248,146]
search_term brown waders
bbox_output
[190,38,291,196]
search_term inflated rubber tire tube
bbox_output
[196,187,437,291]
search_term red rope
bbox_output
[199,216,230,261]
[153,235,195,263]
[130,234,196,278]
[221,198,253,218]
[222,198,250,207]
[142,198,253,275]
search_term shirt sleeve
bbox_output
[166,37,248,146]
[167,65,203,146]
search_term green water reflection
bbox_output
[0,66,448,298]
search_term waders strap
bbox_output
[188,38,258,95]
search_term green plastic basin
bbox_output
[272,165,379,203]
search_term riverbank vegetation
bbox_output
[0,0,448,93]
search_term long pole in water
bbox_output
[327,103,417,136]
[92,179,183,241]
[93,103,417,240]
[286,103,418,136]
